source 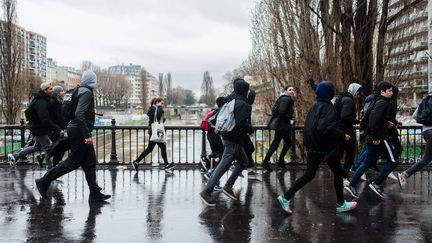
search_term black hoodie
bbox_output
[335,91,359,133]
[221,79,254,145]
[29,90,62,136]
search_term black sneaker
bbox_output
[165,163,176,170]
[262,162,273,172]
[222,186,238,200]
[344,185,359,199]
[89,192,111,203]
[131,160,139,172]
[368,182,385,198]
[198,191,216,207]
[35,179,47,199]
[36,154,45,168]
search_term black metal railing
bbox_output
[0,119,426,165]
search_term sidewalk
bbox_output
[1,166,431,242]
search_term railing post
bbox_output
[19,119,26,148]
[200,130,207,161]
[290,126,297,162]
[109,118,119,164]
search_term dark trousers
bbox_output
[243,135,255,169]
[284,152,344,205]
[49,137,70,166]
[40,127,100,194]
[406,129,432,177]
[203,140,248,194]
[136,141,169,165]
[350,139,398,187]
[263,130,292,164]
[337,131,356,178]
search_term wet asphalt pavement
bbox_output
[1,165,432,243]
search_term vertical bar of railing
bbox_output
[201,130,207,164]
[193,130,195,164]
[109,119,118,164]
[121,129,125,163]
[20,119,26,148]
[186,128,189,163]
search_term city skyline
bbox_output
[16,0,254,95]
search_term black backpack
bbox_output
[333,94,344,119]
[359,96,377,131]
[24,96,47,123]
[415,96,432,125]
[62,85,91,124]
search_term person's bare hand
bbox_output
[345,134,351,141]
[373,140,380,145]
[85,137,93,145]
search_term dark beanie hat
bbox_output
[233,78,250,98]
[315,81,335,101]
[216,97,226,107]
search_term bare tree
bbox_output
[199,70,216,105]
[95,70,131,107]
[0,0,25,123]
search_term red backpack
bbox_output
[200,110,215,132]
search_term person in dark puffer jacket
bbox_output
[9,82,62,169]
[276,81,357,214]
[199,78,254,206]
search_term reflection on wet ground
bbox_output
[1,166,431,242]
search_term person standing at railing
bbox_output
[35,70,111,203]
[276,81,357,214]
[199,78,254,206]
[261,84,296,172]
[8,82,62,169]
[243,87,261,179]
[397,91,432,189]
[131,98,175,172]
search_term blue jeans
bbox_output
[352,145,367,172]
[350,139,399,187]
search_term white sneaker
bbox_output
[397,172,408,189]
[8,154,16,167]
[387,172,398,181]
[360,173,367,181]
[343,179,350,187]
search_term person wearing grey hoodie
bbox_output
[35,70,111,203]
[333,83,363,179]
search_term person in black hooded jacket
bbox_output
[199,78,254,206]
[276,81,357,214]
[333,83,363,180]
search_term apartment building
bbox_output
[385,0,429,110]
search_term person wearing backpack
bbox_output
[332,83,363,182]
[201,97,225,172]
[345,81,398,199]
[199,78,254,206]
[8,82,62,169]
[276,81,357,214]
[131,98,175,172]
[397,91,432,189]
[262,84,295,172]
[35,70,111,203]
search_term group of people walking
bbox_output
[197,78,432,216]
[7,72,432,212]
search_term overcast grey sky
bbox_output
[17,0,254,94]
